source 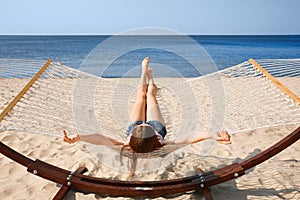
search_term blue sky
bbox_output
[1,0,300,35]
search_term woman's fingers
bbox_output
[217,130,231,144]
[63,130,72,143]
[63,130,68,137]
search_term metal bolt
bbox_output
[33,170,38,175]
[67,175,72,181]
[67,182,71,186]
[200,183,205,188]
[234,172,239,177]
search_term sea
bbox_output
[0,35,299,77]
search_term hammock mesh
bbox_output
[0,58,300,173]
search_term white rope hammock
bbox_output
[0,58,300,167]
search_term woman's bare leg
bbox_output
[129,57,150,122]
[146,68,165,126]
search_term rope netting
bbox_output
[188,59,300,134]
[1,59,299,136]
[0,58,300,175]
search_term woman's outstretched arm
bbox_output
[192,130,231,144]
[63,130,124,146]
[169,130,231,145]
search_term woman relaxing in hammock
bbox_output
[63,57,231,153]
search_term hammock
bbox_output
[1,58,299,136]
[0,58,299,199]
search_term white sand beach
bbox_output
[0,77,299,200]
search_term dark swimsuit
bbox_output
[126,120,167,140]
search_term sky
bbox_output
[1,0,300,35]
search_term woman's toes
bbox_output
[142,57,150,66]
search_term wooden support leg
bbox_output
[196,186,213,200]
[202,187,213,200]
[196,168,213,200]
[53,167,88,200]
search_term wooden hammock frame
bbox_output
[0,59,299,199]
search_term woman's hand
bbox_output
[63,130,80,144]
[216,130,231,144]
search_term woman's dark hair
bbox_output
[119,125,163,177]
[129,125,162,153]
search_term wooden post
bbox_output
[249,58,300,105]
[53,167,88,200]
[0,59,52,122]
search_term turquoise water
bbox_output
[0,35,299,77]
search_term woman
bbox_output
[63,57,231,152]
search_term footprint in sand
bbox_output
[216,149,231,157]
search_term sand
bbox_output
[0,77,299,200]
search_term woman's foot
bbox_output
[147,67,158,96]
[139,57,150,87]
[147,67,154,84]
[141,57,150,76]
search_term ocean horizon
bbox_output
[0,35,299,77]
